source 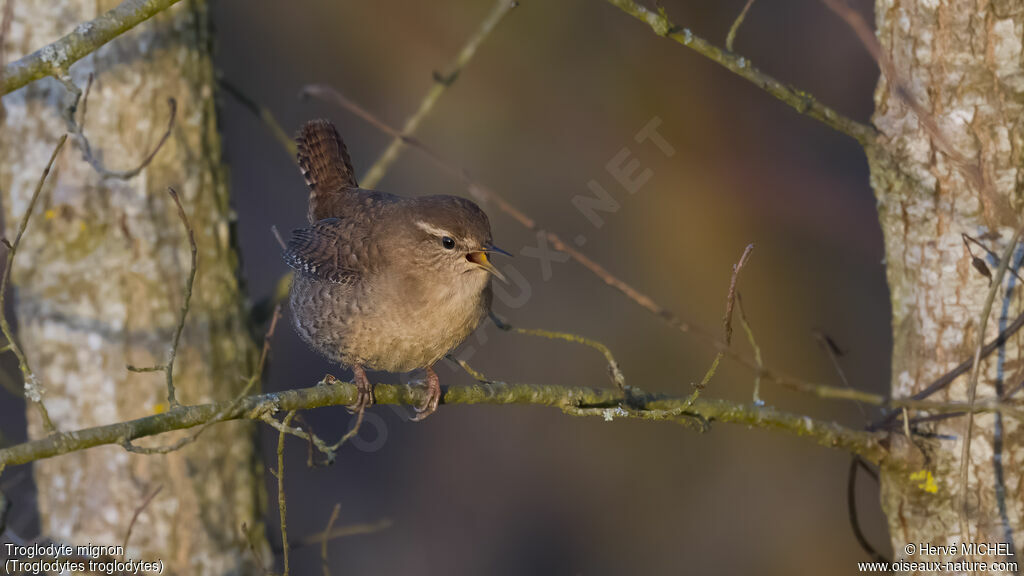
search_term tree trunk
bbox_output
[0,1,265,573]
[872,0,1022,568]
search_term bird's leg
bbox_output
[346,365,374,415]
[410,365,441,422]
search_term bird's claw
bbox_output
[344,366,374,415]
[409,374,441,422]
[346,386,374,415]
[319,373,341,387]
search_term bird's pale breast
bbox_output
[290,268,491,373]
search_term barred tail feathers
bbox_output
[295,120,358,222]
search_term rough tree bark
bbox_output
[872,0,1022,567]
[0,1,265,573]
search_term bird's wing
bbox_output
[284,218,363,284]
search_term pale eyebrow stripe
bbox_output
[415,221,453,238]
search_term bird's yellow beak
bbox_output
[467,251,509,283]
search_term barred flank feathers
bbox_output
[295,120,358,222]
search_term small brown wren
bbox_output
[284,120,507,420]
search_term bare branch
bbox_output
[0,0,14,120]
[294,518,392,551]
[321,503,340,576]
[1,0,183,95]
[123,187,197,411]
[685,244,754,408]
[63,75,177,181]
[725,0,757,52]
[847,457,890,563]
[601,0,876,146]
[124,306,281,455]
[736,293,764,405]
[360,0,517,188]
[219,78,297,158]
[962,233,1023,285]
[275,410,296,576]
[121,484,162,553]
[163,187,196,408]
[869,306,1024,431]
[241,522,272,576]
[0,134,67,433]
[0,377,921,470]
[488,313,625,389]
[813,330,866,421]
[959,229,1021,544]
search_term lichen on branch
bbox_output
[0,378,892,470]
[1,0,183,96]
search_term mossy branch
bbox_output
[1,0,182,96]
[601,0,876,146]
[0,378,893,469]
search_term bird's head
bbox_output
[405,195,509,283]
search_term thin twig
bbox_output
[260,407,355,466]
[602,0,876,146]
[218,78,297,157]
[270,225,287,251]
[123,306,281,455]
[736,293,764,405]
[958,229,1021,545]
[450,356,492,383]
[488,312,626,389]
[963,233,1024,285]
[294,518,392,550]
[163,187,196,408]
[0,134,67,433]
[2,0,184,95]
[725,0,756,52]
[0,0,14,121]
[684,244,754,408]
[326,408,365,454]
[121,484,162,554]
[275,410,296,576]
[813,330,866,421]
[360,0,517,188]
[868,306,1024,431]
[241,522,272,576]
[321,503,341,576]
[847,457,890,563]
[62,74,176,180]
[126,364,165,373]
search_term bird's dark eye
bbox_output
[441,236,456,250]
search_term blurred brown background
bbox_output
[2,0,893,574]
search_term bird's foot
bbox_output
[410,366,441,422]
[345,365,374,415]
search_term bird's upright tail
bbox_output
[296,119,359,223]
